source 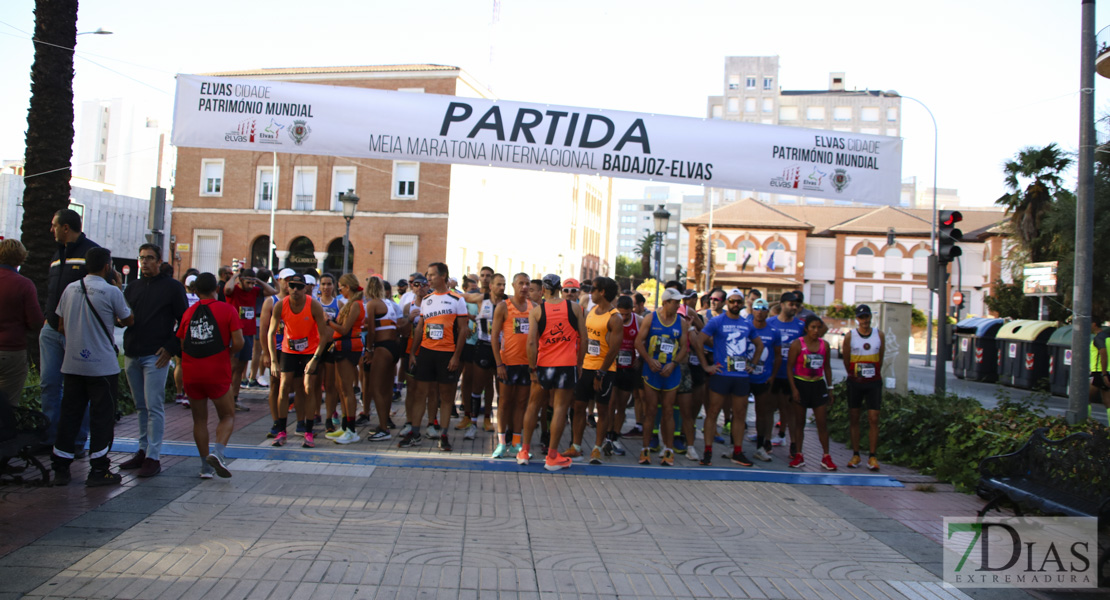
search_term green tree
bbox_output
[995,143,1073,264]
[984,279,1038,320]
[615,254,638,278]
[636,232,655,279]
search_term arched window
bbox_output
[737,240,756,269]
[912,249,929,274]
[287,236,317,270]
[883,247,903,273]
[325,238,354,275]
[856,246,875,272]
[767,241,786,250]
[714,239,729,265]
[250,236,278,270]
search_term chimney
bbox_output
[829,72,845,91]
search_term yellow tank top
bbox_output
[583,307,618,372]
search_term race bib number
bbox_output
[781,345,790,359]
[324,307,338,320]
[857,363,877,379]
[752,362,764,375]
[239,307,255,320]
[617,350,633,367]
[689,351,700,366]
[727,357,746,372]
[427,323,444,340]
[659,341,675,355]
[587,339,601,356]
[806,354,824,370]
[513,317,529,334]
[289,337,309,352]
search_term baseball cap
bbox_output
[753,298,770,311]
[304,274,317,286]
[726,288,744,299]
[411,275,428,285]
[542,273,561,291]
[396,279,409,287]
[184,274,197,287]
[286,273,306,286]
[276,268,296,280]
[780,291,800,303]
[661,288,684,303]
[855,304,873,318]
[563,278,580,290]
[682,289,698,299]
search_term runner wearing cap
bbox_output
[259,268,293,437]
[173,271,202,408]
[561,278,581,305]
[787,314,837,471]
[699,288,763,467]
[266,273,329,448]
[748,298,782,462]
[224,268,276,412]
[571,276,622,464]
[518,273,587,471]
[842,304,884,470]
[490,272,533,458]
[768,291,807,457]
[634,287,688,466]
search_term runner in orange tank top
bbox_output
[571,276,623,464]
[517,274,587,472]
[266,273,328,448]
[489,272,534,458]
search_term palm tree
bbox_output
[636,232,655,279]
[995,143,1073,263]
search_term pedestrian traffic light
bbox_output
[937,210,963,264]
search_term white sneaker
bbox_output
[746,432,758,442]
[753,448,773,462]
[399,423,413,437]
[334,430,360,444]
[685,446,700,461]
[425,425,441,439]
[771,436,785,446]
[463,424,477,440]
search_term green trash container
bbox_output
[1047,325,1073,397]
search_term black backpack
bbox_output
[184,302,227,359]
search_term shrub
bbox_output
[911,307,926,328]
[18,358,176,419]
[825,301,856,320]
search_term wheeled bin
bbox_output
[1047,325,1074,397]
[996,320,1057,389]
[952,317,1004,382]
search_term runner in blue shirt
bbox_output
[747,298,781,462]
[767,291,806,459]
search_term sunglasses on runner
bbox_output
[288,283,305,290]
[562,288,579,293]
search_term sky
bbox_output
[0,0,1107,209]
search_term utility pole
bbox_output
[1069,0,1096,423]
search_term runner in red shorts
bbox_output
[177,273,244,478]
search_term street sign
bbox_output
[952,290,963,306]
[1022,261,1058,296]
[121,265,131,275]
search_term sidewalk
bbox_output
[0,385,1067,599]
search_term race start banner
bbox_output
[172,74,904,204]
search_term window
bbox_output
[855,285,873,302]
[728,75,740,90]
[383,234,419,286]
[744,98,756,112]
[883,247,903,273]
[621,203,636,212]
[887,107,898,122]
[912,249,929,274]
[619,227,636,235]
[833,106,852,121]
[861,128,881,135]
[767,241,786,251]
[331,166,357,211]
[619,239,634,247]
[711,104,723,118]
[192,229,222,274]
[745,76,756,89]
[392,161,418,199]
[255,166,276,210]
[292,167,317,211]
[883,286,902,302]
[805,106,825,121]
[886,128,899,137]
[763,76,773,90]
[810,283,827,306]
[856,247,874,272]
[912,287,931,312]
[200,159,223,196]
[727,98,740,113]
[762,98,773,113]
[642,204,653,211]
[779,106,798,121]
[726,251,736,262]
[620,215,636,223]
[861,107,880,122]
[667,231,677,240]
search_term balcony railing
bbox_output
[294,194,314,211]
[1097,25,1110,78]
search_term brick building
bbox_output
[171,65,613,283]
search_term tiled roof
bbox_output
[780,90,886,97]
[199,64,460,77]
[682,197,811,229]
[829,206,931,235]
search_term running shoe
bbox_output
[587,413,597,428]
[368,429,392,442]
[482,419,494,432]
[648,434,661,453]
[601,439,614,456]
[621,424,643,438]
[846,454,862,469]
[174,394,187,404]
[723,421,732,434]
[713,435,726,444]
[454,416,473,430]
[425,425,441,439]
[771,436,785,447]
[398,433,422,448]
[491,443,508,459]
[699,454,712,467]
[673,436,687,453]
[302,432,315,448]
[182,398,191,409]
[85,470,122,487]
[234,401,249,412]
[510,443,524,457]
[867,456,880,471]
[589,447,603,465]
[294,421,306,436]
[463,424,477,440]
[267,423,281,439]
[325,421,336,434]
[788,453,806,468]
[746,432,758,442]
[325,428,345,439]
[821,454,838,471]
[638,448,651,465]
[660,449,674,466]
[439,435,452,452]
[356,413,371,425]
[562,446,583,461]
[610,439,627,456]
[451,405,459,418]
[753,448,772,462]
[730,451,753,467]
[199,467,215,479]
[516,448,529,465]
[544,453,571,472]
[399,423,413,437]
[206,454,232,478]
[335,430,360,444]
[685,446,700,461]
[271,432,287,447]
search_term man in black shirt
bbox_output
[119,243,187,478]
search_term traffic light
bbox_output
[937,210,963,264]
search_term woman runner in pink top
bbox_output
[786,314,836,472]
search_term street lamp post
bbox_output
[339,189,359,274]
[886,91,939,370]
[652,204,671,309]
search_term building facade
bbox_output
[170,65,613,283]
[73,98,176,200]
[682,198,1009,318]
[616,186,699,281]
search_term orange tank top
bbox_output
[332,301,364,352]
[281,298,320,355]
[583,307,618,371]
[537,300,579,368]
[500,298,533,366]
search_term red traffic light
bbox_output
[940,210,963,227]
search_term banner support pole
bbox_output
[269,151,277,271]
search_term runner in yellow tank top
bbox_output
[570,276,623,464]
